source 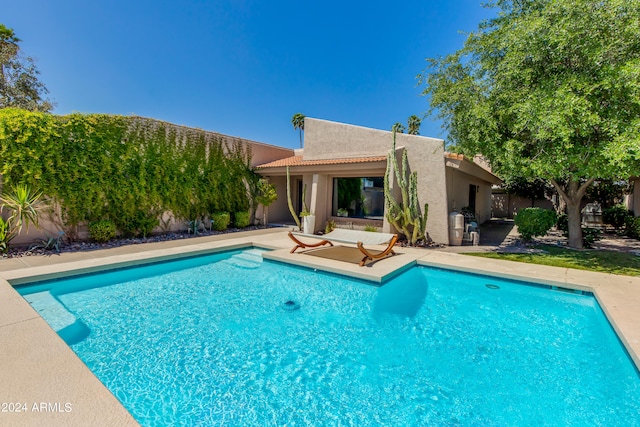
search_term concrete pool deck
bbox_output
[1,227,639,427]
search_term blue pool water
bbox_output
[18,248,640,426]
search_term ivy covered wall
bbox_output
[0,108,257,239]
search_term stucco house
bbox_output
[256,118,502,245]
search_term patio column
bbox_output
[310,174,319,214]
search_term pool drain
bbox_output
[485,284,500,290]
[282,300,300,311]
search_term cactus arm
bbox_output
[286,166,301,231]
[383,130,429,246]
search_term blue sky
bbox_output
[4,1,495,149]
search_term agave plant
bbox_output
[0,184,45,252]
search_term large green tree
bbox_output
[0,24,52,112]
[421,0,640,248]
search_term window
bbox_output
[332,177,384,219]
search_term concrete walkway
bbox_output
[1,227,639,426]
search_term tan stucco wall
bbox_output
[242,140,294,167]
[491,192,554,219]
[265,176,294,224]
[302,118,449,243]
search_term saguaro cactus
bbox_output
[384,131,428,246]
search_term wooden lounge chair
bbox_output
[288,229,398,266]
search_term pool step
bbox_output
[24,291,77,332]
[23,291,90,345]
[224,249,264,269]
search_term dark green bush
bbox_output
[515,208,558,241]
[603,205,631,230]
[556,213,568,233]
[89,220,117,242]
[581,227,602,248]
[211,212,230,231]
[116,209,160,238]
[625,216,640,240]
[234,211,251,228]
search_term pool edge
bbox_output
[1,230,639,426]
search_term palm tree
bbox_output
[391,122,406,133]
[291,113,305,148]
[407,115,422,135]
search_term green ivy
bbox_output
[0,109,258,239]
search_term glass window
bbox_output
[332,177,384,219]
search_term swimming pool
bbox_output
[17,248,640,426]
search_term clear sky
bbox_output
[4,1,495,149]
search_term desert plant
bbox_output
[89,220,117,242]
[29,231,65,253]
[286,166,302,231]
[0,184,45,252]
[325,220,336,234]
[211,212,230,231]
[364,224,378,232]
[0,218,9,253]
[186,219,202,235]
[515,208,557,241]
[234,211,250,228]
[383,131,428,245]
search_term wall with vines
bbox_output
[0,108,257,239]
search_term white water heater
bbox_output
[448,211,464,246]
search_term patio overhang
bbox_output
[445,153,503,185]
[256,155,388,176]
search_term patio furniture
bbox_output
[288,229,398,266]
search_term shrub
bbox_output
[234,211,251,228]
[556,213,568,233]
[515,208,557,241]
[582,227,602,248]
[211,212,230,231]
[625,216,640,240]
[89,220,117,242]
[603,205,631,230]
[117,209,160,238]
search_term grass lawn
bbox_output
[465,244,640,277]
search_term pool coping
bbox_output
[1,228,639,426]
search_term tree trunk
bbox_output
[565,200,583,249]
[551,178,596,249]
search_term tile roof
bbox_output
[257,155,387,168]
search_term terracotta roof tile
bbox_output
[257,155,387,168]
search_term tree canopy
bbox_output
[421,0,640,247]
[0,24,53,112]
